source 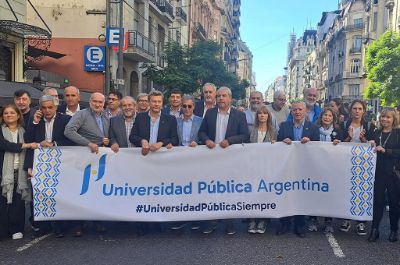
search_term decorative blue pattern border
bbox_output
[33,148,62,218]
[350,146,375,217]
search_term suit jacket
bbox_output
[64,108,109,146]
[198,107,250,145]
[277,120,320,142]
[194,100,205,117]
[176,115,203,146]
[24,113,74,169]
[109,114,134,147]
[129,111,179,147]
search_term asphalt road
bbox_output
[1,215,399,265]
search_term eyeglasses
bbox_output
[182,104,193,109]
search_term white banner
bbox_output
[32,142,376,221]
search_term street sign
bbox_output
[84,45,105,72]
[106,27,124,47]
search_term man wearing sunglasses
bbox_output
[171,95,203,231]
[176,95,203,147]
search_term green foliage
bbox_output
[142,41,248,100]
[365,30,400,106]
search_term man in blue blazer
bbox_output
[109,96,137,151]
[130,90,179,155]
[277,99,320,238]
[198,86,249,235]
[176,95,203,147]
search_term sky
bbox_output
[240,0,341,95]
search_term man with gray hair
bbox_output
[194,83,217,118]
[136,93,150,113]
[267,90,290,124]
[58,86,84,116]
[198,86,249,235]
[65,92,110,154]
[287,88,321,124]
[276,99,319,238]
[110,96,137,152]
[42,87,59,106]
[24,95,73,238]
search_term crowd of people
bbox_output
[0,83,399,243]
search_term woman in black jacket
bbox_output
[368,107,400,242]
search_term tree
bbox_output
[365,30,400,106]
[142,41,249,100]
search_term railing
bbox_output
[175,7,187,23]
[335,73,343,81]
[150,0,174,19]
[345,22,364,31]
[349,47,362,54]
[127,31,156,56]
[195,22,207,39]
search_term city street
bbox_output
[1,216,399,265]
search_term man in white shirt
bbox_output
[58,86,83,116]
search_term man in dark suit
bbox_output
[130,90,178,155]
[276,99,320,238]
[24,95,74,238]
[198,86,249,235]
[110,96,137,152]
[194,83,217,118]
[161,89,183,118]
[58,86,84,116]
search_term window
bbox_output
[351,59,360,73]
[352,35,362,52]
[373,0,378,4]
[349,85,360,97]
[354,18,363,28]
[373,12,378,31]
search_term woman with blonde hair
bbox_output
[248,105,276,234]
[368,107,400,242]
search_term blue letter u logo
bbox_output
[80,154,107,195]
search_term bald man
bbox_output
[59,86,84,116]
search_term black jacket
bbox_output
[198,107,249,145]
[374,128,400,176]
[129,111,179,147]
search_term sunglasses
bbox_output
[182,104,193,109]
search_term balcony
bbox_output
[335,73,343,81]
[349,47,362,54]
[150,0,174,21]
[345,23,364,31]
[194,22,207,40]
[175,7,187,24]
[126,31,156,62]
